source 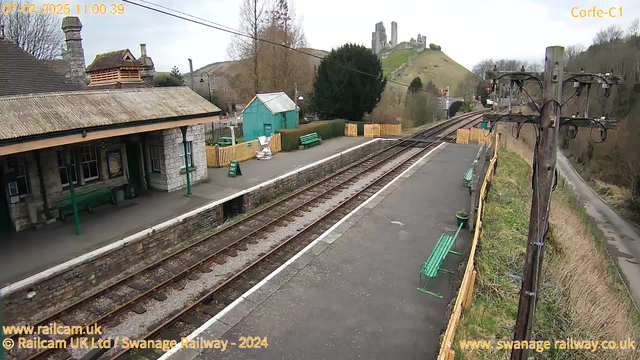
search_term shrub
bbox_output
[277,122,333,151]
[429,43,442,51]
[317,119,346,138]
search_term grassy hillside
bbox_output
[382,48,472,97]
[182,48,328,88]
[381,49,414,75]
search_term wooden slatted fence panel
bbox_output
[269,133,282,153]
[379,124,402,136]
[456,129,470,144]
[206,134,282,167]
[364,124,381,138]
[345,123,358,137]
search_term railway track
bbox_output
[6,111,484,360]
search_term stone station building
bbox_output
[0,87,220,233]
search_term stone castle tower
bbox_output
[391,21,398,47]
[371,22,388,55]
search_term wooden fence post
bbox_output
[463,270,477,310]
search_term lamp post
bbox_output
[199,73,211,103]
[297,95,303,125]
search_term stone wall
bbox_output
[163,124,208,192]
[243,140,392,211]
[2,202,224,324]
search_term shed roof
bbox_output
[246,92,297,115]
[0,37,83,96]
[86,49,142,72]
[0,87,221,141]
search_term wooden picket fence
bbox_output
[206,133,281,167]
[364,124,402,138]
[437,133,499,360]
[345,123,358,137]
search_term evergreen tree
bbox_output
[311,43,386,121]
[155,66,184,87]
[408,77,423,94]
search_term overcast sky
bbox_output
[45,0,640,73]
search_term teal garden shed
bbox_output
[242,92,299,141]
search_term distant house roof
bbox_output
[0,87,221,142]
[245,92,297,115]
[0,37,83,96]
[86,49,142,72]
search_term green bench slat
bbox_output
[56,186,114,219]
[418,223,464,297]
[464,167,473,182]
[300,132,322,146]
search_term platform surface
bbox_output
[173,143,479,360]
[0,136,371,286]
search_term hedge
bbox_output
[277,122,333,151]
[317,119,346,138]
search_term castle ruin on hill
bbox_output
[370,21,427,55]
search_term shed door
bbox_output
[264,124,273,137]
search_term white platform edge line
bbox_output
[157,141,446,359]
[1,139,385,297]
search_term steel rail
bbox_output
[106,113,483,360]
[16,111,482,360]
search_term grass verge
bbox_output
[453,148,639,360]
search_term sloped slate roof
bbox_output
[0,87,221,141]
[86,49,142,72]
[250,92,297,115]
[0,38,83,96]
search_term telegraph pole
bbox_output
[483,47,619,360]
[510,46,563,360]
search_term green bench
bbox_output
[218,137,233,147]
[463,167,473,193]
[417,223,463,298]
[56,186,114,221]
[300,132,322,148]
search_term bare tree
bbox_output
[526,61,543,73]
[593,25,623,45]
[260,0,309,98]
[564,43,585,71]
[457,72,479,102]
[627,18,639,38]
[472,59,494,79]
[227,0,267,98]
[227,0,311,101]
[0,0,63,59]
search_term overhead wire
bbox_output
[120,0,431,93]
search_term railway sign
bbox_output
[228,160,242,177]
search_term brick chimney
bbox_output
[61,17,87,86]
[138,43,155,87]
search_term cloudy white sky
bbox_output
[45,0,640,73]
